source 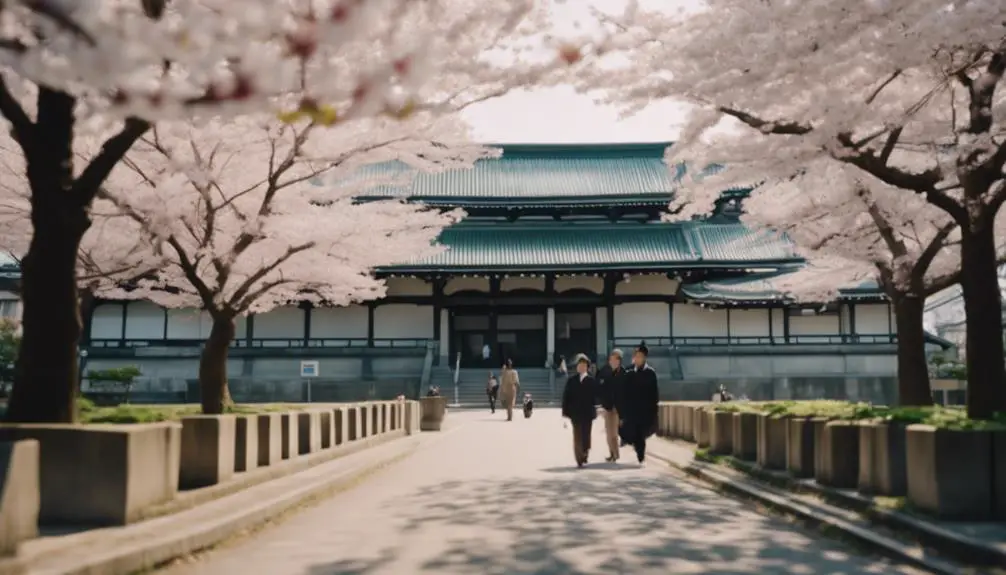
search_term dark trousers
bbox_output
[572,418,593,463]
[487,393,496,412]
[623,424,648,462]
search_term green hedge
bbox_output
[77,399,313,424]
[700,400,1006,430]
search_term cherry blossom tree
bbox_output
[569,0,1006,418]
[0,0,579,422]
[93,114,485,414]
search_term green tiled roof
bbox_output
[345,143,679,206]
[383,222,801,273]
[691,223,795,262]
[680,273,885,305]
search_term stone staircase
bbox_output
[430,367,556,406]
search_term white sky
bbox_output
[462,0,696,144]
[463,86,688,143]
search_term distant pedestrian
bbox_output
[499,359,520,421]
[596,349,626,462]
[482,343,491,366]
[619,344,659,467]
[486,372,499,413]
[562,353,598,468]
[557,355,568,377]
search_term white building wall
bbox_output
[124,301,164,339]
[770,308,785,338]
[373,304,433,339]
[0,291,21,322]
[789,312,841,339]
[445,277,489,294]
[615,275,678,296]
[91,303,123,339]
[385,277,432,296]
[555,275,603,293]
[310,305,368,338]
[613,302,669,339]
[673,304,728,337]
[254,306,305,339]
[855,303,892,334]
[729,309,770,337]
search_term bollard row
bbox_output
[655,401,1006,521]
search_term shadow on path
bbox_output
[306,471,906,575]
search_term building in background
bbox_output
[9,144,954,404]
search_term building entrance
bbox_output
[553,310,596,366]
[450,309,547,369]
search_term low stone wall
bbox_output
[657,401,1006,521]
[0,400,418,546]
[0,440,39,557]
[0,422,181,526]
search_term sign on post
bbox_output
[300,360,319,378]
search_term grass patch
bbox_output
[78,399,313,424]
[694,400,1006,430]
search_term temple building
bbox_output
[69,143,949,403]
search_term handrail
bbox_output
[608,334,898,348]
[453,352,461,406]
[419,341,436,399]
[88,337,433,349]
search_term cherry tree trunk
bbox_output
[959,224,1006,419]
[891,294,933,406]
[5,201,89,423]
[199,315,236,414]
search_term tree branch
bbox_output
[914,221,957,276]
[72,117,150,207]
[227,242,314,307]
[717,106,813,135]
[0,76,33,149]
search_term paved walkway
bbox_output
[160,409,925,575]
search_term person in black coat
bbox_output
[561,353,598,468]
[596,349,627,462]
[618,344,659,467]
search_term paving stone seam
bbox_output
[647,447,962,575]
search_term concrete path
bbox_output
[160,408,925,575]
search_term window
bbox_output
[0,299,18,319]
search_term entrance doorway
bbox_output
[449,309,548,369]
[553,310,596,366]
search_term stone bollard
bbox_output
[420,396,447,431]
[816,421,860,488]
[297,411,322,455]
[180,415,236,489]
[756,414,788,470]
[694,407,711,448]
[256,413,283,467]
[0,440,40,555]
[708,411,733,455]
[785,417,815,478]
[732,412,758,461]
[233,415,259,473]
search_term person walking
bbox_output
[596,349,626,462]
[619,344,659,467]
[482,343,492,367]
[486,372,499,413]
[499,358,520,421]
[561,353,598,468]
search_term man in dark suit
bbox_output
[561,353,598,468]
[596,349,626,462]
[619,344,659,467]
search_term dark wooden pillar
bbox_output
[301,302,312,347]
[783,308,791,344]
[603,275,615,346]
[432,278,443,365]
[367,303,375,347]
[246,314,255,345]
[768,307,774,343]
[120,302,128,344]
[848,302,857,342]
[725,307,732,339]
[489,276,501,358]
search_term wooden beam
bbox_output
[367,303,375,347]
